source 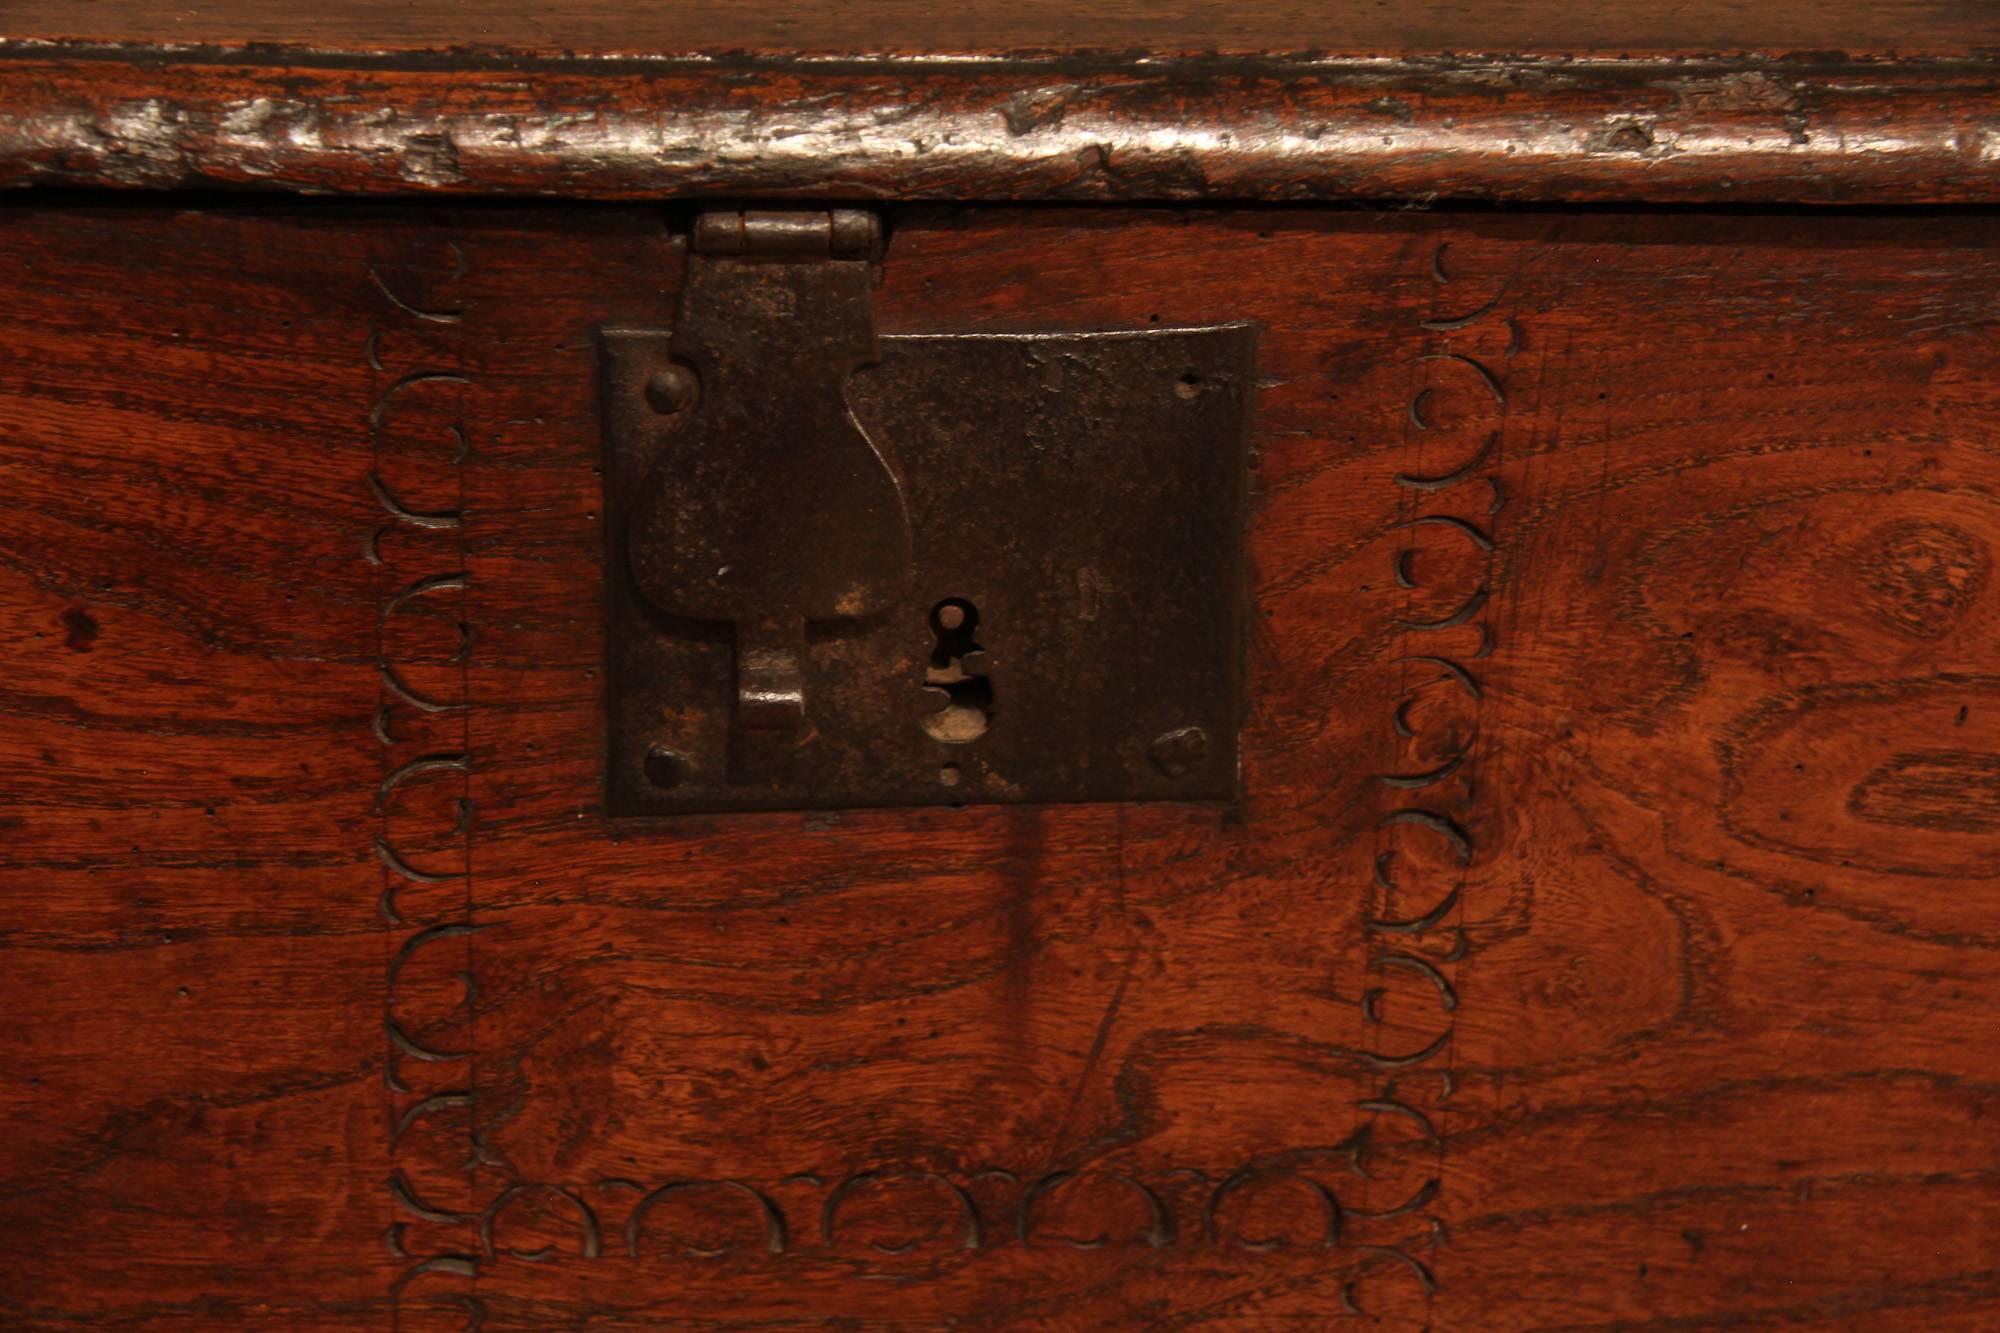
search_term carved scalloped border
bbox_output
[366,227,1518,1319]
[1360,235,1520,1312]
[366,241,483,1330]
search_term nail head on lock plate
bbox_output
[1148,726,1210,778]
[644,745,690,789]
[644,364,698,415]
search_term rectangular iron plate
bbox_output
[605,323,1256,814]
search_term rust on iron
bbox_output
[607,208,910,743]
[601,208,1255,815]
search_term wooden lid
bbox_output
[4,1,1997,203]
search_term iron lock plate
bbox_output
[602,210,1255,815]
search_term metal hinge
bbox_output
[690,208,882,260]
[600,207,1255,815]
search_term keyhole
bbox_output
[920,598,993,744]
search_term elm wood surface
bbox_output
[0,202,680,1330]
[1,202,1997,1329]
[4,0,1995,58]
[5,24,2000,203]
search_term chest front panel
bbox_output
[1,203,1995,1329]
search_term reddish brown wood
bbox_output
[0,202,678,1329]
[1,202,1995,1327]
[4,0,1995,58]
[3,46,1999,203]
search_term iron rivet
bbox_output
[644,745,690,789]
[1148,726,1209,778]
[644,364,698,415]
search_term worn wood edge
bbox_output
[3,52,2000,204]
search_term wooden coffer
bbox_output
[3,6,1998,1329]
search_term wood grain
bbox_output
[4,0,1995,59]
[0,202,400,1329]
[0,201,1995,1327]
[3,48,1999,204]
